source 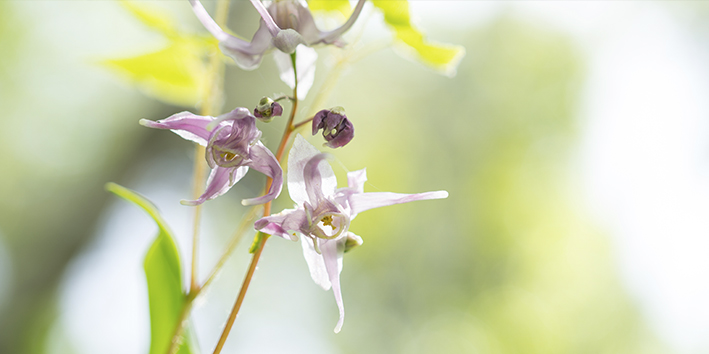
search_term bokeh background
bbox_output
[1,1,709,353]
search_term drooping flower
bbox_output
[255,135,448,332]
[189,0,366,97]
[253,96,284,122]
[312,106,354,148]
[190,0,365,68]
[139,107,282,206]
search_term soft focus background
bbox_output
[1,1,709,353]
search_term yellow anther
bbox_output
[221,151,237,161]
[321,215,336,231]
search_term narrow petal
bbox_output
[321,238,346,333]
[220,21,273,70]
[288,135,337,205]
[249,0,280,36]
[190,0,271,70]
[254,208,307,241]
[301,237,331,290]
[303,153,332,205]
[206,107,253,131]
[349,190,449,216]
[347,169,367,193]
[139,111,213,146]
[317,0,366,44]
[274,46,317,98]
[242,142,283,205]
[189,0,231,42]
[181,166,248,206]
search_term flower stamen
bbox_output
[321,215,336,231]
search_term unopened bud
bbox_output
[344,232,363,253]
[253,97,283,122]
[312,107,354,148]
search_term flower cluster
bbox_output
[135,0,451,338]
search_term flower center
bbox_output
[221,151,238,161]
[211,146,245,168]
[309,211,349,240]
[321,215,335,230]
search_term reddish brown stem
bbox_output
[211,53,299,354]
[211,235,268,354]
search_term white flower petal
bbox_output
[347,168,367,193]
[301,237,331,290]
[349,190,448,217]
[274,45,317,98]
[288,135,337,205]
[321,238,346,333]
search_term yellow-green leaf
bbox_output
[105,183,192,354]
[120,0,177,37]
[372,0,465,77]
[102,1,218,107]
[308,0,352,17]
[101,38,213,107]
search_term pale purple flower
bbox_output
[139,107,282,206]
[189,0,366,97]
[312,106,354,148]
[190,0,366,69]
[255,135,448,332]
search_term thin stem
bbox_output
[292,116,314,130]
[200,205,262,292]
[212,52,300,354]
[189,146,206,292]
[274,53,299,161]
[211,234,269,354]
[166,0,230,353]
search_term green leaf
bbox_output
[101,38,212,107]
[372,0,465,77]
[119,0,177,37]
[102,1,218,107]
[308,0,352,17]
[105,183,192,354]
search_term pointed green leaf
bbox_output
[105,183,192,354]
[101,38,213,107]
[308,0,352,17]
[372,0,465,77]
[102,1,218,107]
[119,0,177,37]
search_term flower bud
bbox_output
[253,97,284,122]
[344,232,363,253]
[312,107,354,148]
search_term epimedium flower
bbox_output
[312,106,354,148]
[191,0,365,67]
[139,107,282,206]
[189,0,366,97]
[254,135,448,332]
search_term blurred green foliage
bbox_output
[330,16,666,354]
[0,1,673,354]
[106,183,192,354]
[101,1,217,107]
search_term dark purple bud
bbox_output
[312,107,354,149]
[253,97,284,122]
